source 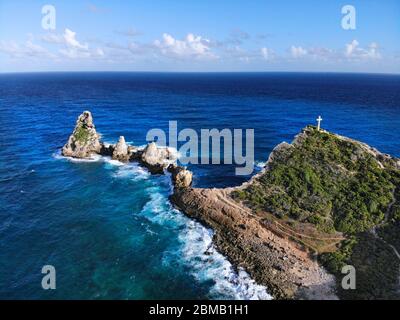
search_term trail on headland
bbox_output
[172,127,400,300]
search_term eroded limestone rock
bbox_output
[168,165,193,189]
[141,142,176,173]
[112,136,129,162]
[62,111,101,158]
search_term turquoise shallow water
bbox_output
[0,72,399,299]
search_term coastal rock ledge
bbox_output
[62,111,400,300]
[172,127,400,300]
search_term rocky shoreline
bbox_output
[61,111,338,299]
[170,187,338,299]
[62,111,193,185]
[63,111,400,300]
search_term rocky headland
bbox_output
[63,111,400,300]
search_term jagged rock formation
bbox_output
[140,142,176,173]
[62,112,177,170]
[112,136,129,162]
[168,165,193,189]
[62,111,101,158]
[63,112,400,299]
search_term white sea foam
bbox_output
[52,150,103,163]
[55,146,271,299]
[113,165,150,181]
[138,186,272,300]
[178,219,272,300]
[254,161,266,169]
[102,157,151,182]
[104,158,125,167]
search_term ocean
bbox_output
[0,72,399,299]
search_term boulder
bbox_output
[112,136,129,162]
[62,111,101,158]
[141,142,176,173]
[171,166,193,189]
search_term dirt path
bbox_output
[371,190,400,260]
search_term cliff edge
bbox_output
[62,112,400,299]
[171,126,400,299]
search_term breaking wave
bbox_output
[54,147,271,300]
[138,183,272,300]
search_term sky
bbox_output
[0,0,399,73]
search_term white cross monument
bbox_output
[316,115,323,131]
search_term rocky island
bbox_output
[63,111,400,300]
[62,111,190,181]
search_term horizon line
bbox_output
[1,70,400,76]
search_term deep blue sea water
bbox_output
[0,72,399,299]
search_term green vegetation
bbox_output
[74,125,90,143]
[336,233,400,300]
[233,126,400,299]
[378,176,400,253]
[319,238,357,274]
[234,127,396,235]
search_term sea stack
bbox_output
[141,142,175,173]
[112,136,129,162]
[62,111,101,158]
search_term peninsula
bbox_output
[62,111,400,300]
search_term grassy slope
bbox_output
[233,126,400,299]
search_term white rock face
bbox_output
[62,111,101,158]
[112,136,129,162]
[141,142,177,173]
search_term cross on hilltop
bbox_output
[316,116,323,131]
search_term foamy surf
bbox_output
[138,184,272,300]
[104,158,125,167]
[52,150,103,163]
[178,219,272,300]
[112,164,150,181]
[254,161,266,170]
[54,146,272,300]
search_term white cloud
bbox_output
[94,48,105,57]
[222,45,251,62]
[25,40,56,58]
[290,46,308,58]
[58,28,105,59]
[288,41,381,62]
[345,40,381,60]
[261,47,272,60]
[0,41,20,56]
[305,47,337,62]
[41,33,64,44]
[345,39,359,57]
[154,33,217,60]
[367,42,380,59]
[1,28,388,71]
[63,28,88,50]
[0,40,55,59]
